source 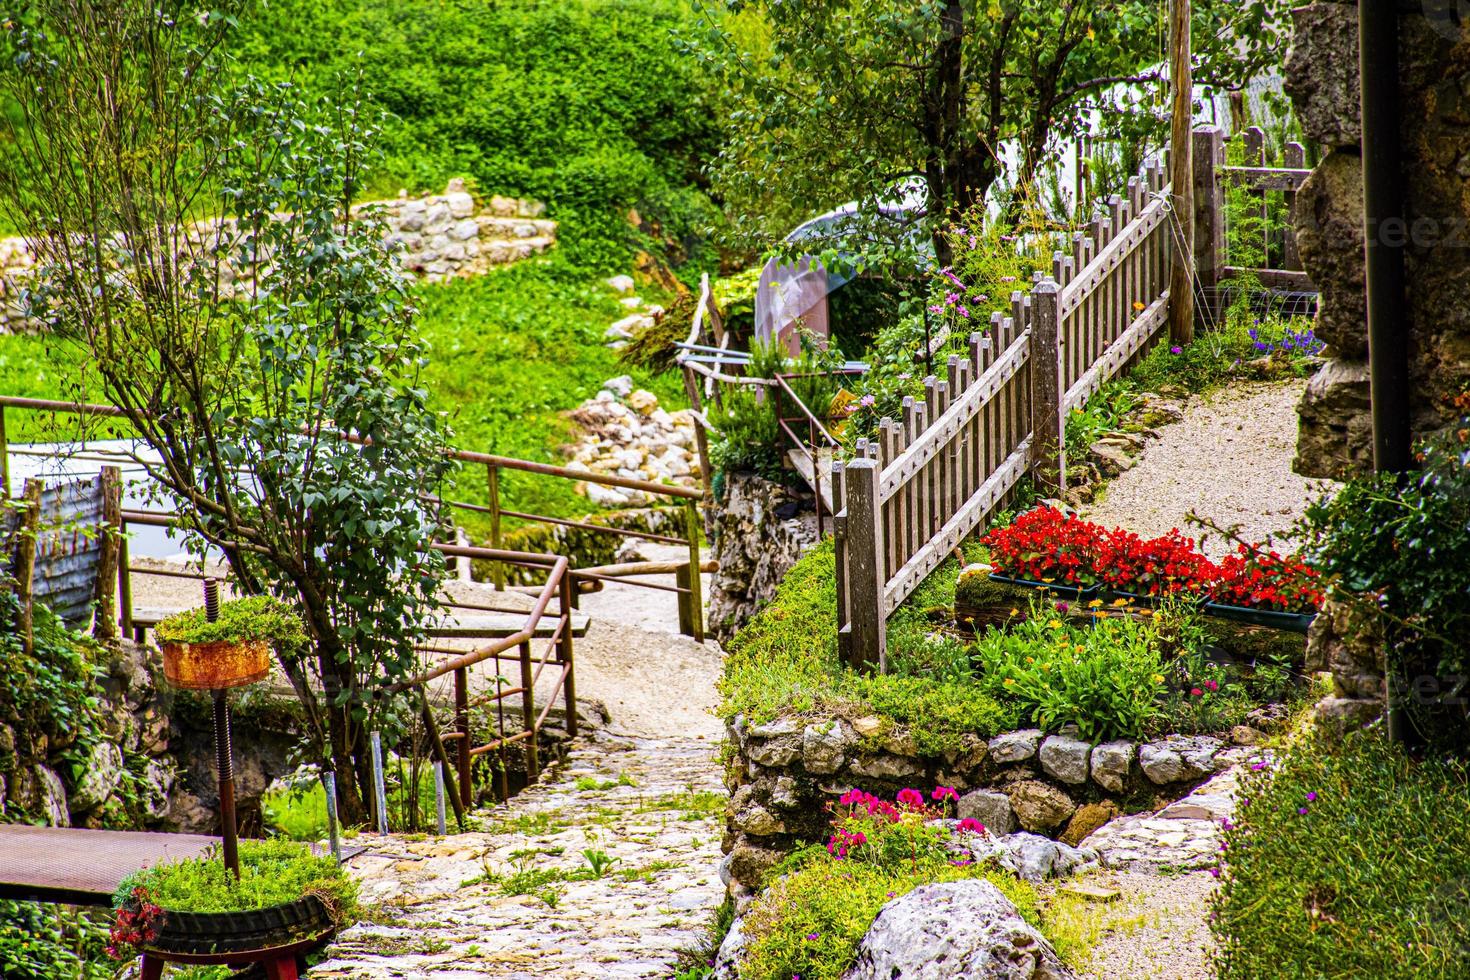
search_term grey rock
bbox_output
[732,803,784,836]
[1138,736,1223,785]
[1088,440,1136,477]
[845,879,1074,979]
[713,912,748,980]
[602,374,635,398]
[847,753,925,781]
[1284,3,1361,150]
[958,789,1016,837]
[1038,736,1091,785]
[606,274,636,294]
[802,721,853,775]
[68,740,124,812]
[769,775,801,810]
[987,729,1043,765]
[25,765,70,827]
[748,735,800,768]
[1090,740,1135,793]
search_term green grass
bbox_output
[1213,731,1470,978]
[0,261,687,531]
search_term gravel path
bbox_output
[1081,380,1336,557]
[1071,872,1218,980]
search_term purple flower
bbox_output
[1209,866,1221,878]
[1170,345,1183,354]
[805,932,820,941]
[957,305,970,318]
[1248,328,1259,341]
[859,394,876,407]
[1305,791,1317,802]
[1253,341,1271,352]
[1298,806,1310,816]
[928,304,943,314]
[940,268,967,290]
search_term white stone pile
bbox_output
[601,273,664,348]
[564,375,701,506]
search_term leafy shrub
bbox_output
[971,611,1166,742]
[708,384,784,480]
[0,901,111,980]
[1212,731,1470,978]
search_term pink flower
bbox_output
[957,818,986,835]
[859,394,876,407]
[1204,679,1219,692]
[1191,687,1203,697]
[896,788,925,809]
[932,786,959,802]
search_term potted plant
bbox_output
[156,596,306,691]
[109,839,357,960]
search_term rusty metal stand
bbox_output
[204,579,241,877]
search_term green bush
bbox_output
[116,839,358,921]
[1212,731,1470,978]
[971,611,1166,742]
[155,597,306,652]
[0,902,111,980]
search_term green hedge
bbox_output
[1212,731,1470,977]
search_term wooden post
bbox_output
[681,364,715,500]
[675,564,694,637]
[1192,126,1225,328]
[419,689,465,831]
[1283,141,1306,271]
[16,479,39,658]
[94,467,121,643]
[844,458,886,672]
[119,530,133,640]
[485,463,504,591]
[831,459,850,667]
[1168,0,1195,345]
[1242,126,1268,264]
[682,498,704,643]
[1028,281,1064,495]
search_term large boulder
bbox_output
[845,879,1074,979]
[1006,780,1077,834]
[1294,357,1374,480]
[1292,153,1366,360]
[1284,3,1361,151]
[68,740,125,812]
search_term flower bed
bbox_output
[981,506,1324,616]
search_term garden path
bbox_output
[313,729,725,980]
[1080,379,1335,557]
[1068,378,1322,979]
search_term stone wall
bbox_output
[1286,2,1470,478]
[707,473,820,641]
[720,711,1263,891]
[1305,596,1388,734]
[0,181,555,332]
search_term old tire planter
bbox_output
[137,894,335,957]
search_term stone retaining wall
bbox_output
[0,181,554,331]
[721,710,1263,890]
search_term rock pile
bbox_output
[1067,391,1185,507]
[600,274,665,349]
[564,376,701,506]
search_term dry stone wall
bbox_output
[720,711,1263,891]
[0,181,555,332]
[1286,2,1470,478]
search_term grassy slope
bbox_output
[0,260,685,525]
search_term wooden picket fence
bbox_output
[835,153,1181,668]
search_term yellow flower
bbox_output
[1042,664,1051,672]
[1047,619,1063,629]
[1111,598,1128,607]
[1025,656,1035,664]
[1009,607,1020,616]
[1075,644,1085,654]
[1139,609,1154,617]
[1088,599,1103,608]
[1004,677,1016,687]
[1133,300,1146,311]
[1152,673,1165,684]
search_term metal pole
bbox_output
[432,762,447,836]
[204,578,240,878]
[370,731,389,835]
[323,771,342,862]
[1167,0,1195,345]
[1360,0,1411,475]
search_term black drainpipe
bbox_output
[1358,0,1412,746]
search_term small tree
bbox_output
[690,0,1289,265]
[0,1,453,820]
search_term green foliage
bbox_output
[692,0,1289,263]
[0,902,112,980]
[1212,732,1470,978]
[0,592,105,778]
[971,608,1166,742]
[116,839,358,921]
[707,384,784,481]
[720,545,1016,754]
[231,0,725,273]
[1297,420,1470,748]
[155,597,306,652]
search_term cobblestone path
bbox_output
[314,730,725,979]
